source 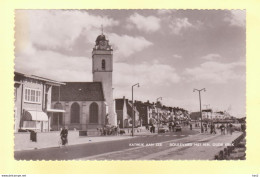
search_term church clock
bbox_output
[99,40,108,49]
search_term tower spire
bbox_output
[101,24,103,35]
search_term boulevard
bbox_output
[14,126,243,160]
[15,127,199,160]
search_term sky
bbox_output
[14,9,246,117]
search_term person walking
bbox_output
[213,123,216,134]
[220,124,225,135]
[152,124,155,133]
[229,123,233,135]
[210,123,214,134]
[60,126,68,147]
[169,122,172,132]
[115,126,118,136]
[204,123,208,133]
[226,123,230,135]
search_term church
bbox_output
[51,32,117,130]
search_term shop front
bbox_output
[22,110,49,132]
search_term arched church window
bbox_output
[71,102,80,123]
[102,59,106,70]
[89,102,98,123]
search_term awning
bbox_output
[47,108,65,113]
[23,110,48,121]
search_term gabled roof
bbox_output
[52,82,105,101]
[126,100,135,117]
[14,71,64,86]
[115,98,137,118]
[134,101,147,114]
[115,98,124,110]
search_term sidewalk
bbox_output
[14,128,154,151]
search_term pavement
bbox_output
[14,127,174,151]
[76,131,243,160]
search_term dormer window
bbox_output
[102,59,106,70]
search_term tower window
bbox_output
[102,59,106,70]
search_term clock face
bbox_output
[99,41,107,49]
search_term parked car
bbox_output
[175,125,182,132]
[158,126,169,133]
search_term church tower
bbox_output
[92,32,117,126]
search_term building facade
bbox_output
[115,97,139,128]
[51,82,107,130]
[14,72,64,133]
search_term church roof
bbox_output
[52,82,105,101]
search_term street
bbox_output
[80,132,242,160]
[15,128,199,160]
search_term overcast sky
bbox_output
[14,9,246,117]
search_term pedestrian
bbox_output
[229,123,233,135]
[114,126,118,136]
[213,123,216,134]
[210,124,214,134]
[204,123,207,133]
[220,124,225,135]
[152,124,155,133]
[190,123,192,130]
[172,123,176,132]
[169,122,172,132]
[226,124,230,135]
[60,126,68,147]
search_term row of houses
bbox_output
[190,109,232,121]
[115,97,190,128]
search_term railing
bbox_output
[214,132,246,160]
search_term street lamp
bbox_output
[156,97,162,134]
[193,88,206,133]
[132,83,140,137]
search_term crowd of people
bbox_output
[195,122,246,135]
[97,126,119,136]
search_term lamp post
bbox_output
[132,83,140,137]
[193,88,206,133]
[156,97,162,134]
